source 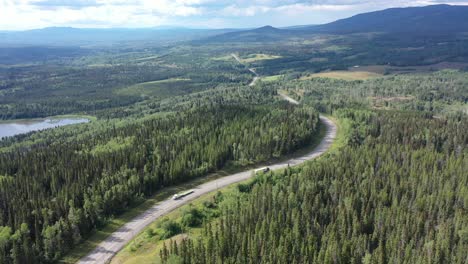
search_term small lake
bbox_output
[0,118,89,139]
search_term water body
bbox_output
[0,118,89,139]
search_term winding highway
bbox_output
[78,94,337,264]
[231,53,259,86]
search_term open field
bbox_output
[222,53,283,63]
[261,75,284,82]
[368,96,415,109]
[300,70,382,81]
[211,55,234,61]
[240,53,282,63]
[349,62,468,75]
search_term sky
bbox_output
[1,0,468,30]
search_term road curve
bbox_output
[231,53,259,86]
[78,96,337,264]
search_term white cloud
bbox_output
[1,0,468,30]
[221,5,271,16]
[275,3,354,15]
[0,0,204,29]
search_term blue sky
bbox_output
[1,0,467,30]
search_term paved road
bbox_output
[231,53,259,86]
[279,92,300,105]
[78,95,337,264]
[230,53,242,64]
[249,76,259,86]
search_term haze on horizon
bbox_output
[2,0,468,31]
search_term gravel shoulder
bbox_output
[78,91,337,264]
[78,112,337,264]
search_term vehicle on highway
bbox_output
[254,167,270,174]
[172,189,195,200]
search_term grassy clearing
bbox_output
[135,55,161,62]
[325,115,348,154]
[301,38,330,45]
[262,75,284,82]
[89,136,135,155]
[109,116,341,264]
[211,55,234,61]
[369,96,415,109]
[349,62,468,75]
[87,63,114,68]
[212,53,282,63]
[300,71,382,81]
[309,57,329,62]
[111,186,236,264]
[240,54,282,63]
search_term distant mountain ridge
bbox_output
[202,4,468,43]
[2,5,468,46]
[0,27,242,46]
[308,4,468,33]
[200,25,296,43]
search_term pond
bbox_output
[0,118,89,139]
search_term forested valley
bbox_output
[161,104,467,264]
[0,48,252,120]
[148,70,468,264]
[0,96,320,262]
[1,12,468,263]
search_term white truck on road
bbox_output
[254,167,270,174]
[172,189,195,200]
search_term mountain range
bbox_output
[1,4,467,46]
[309,4,468,34]
[205,4,468,43]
